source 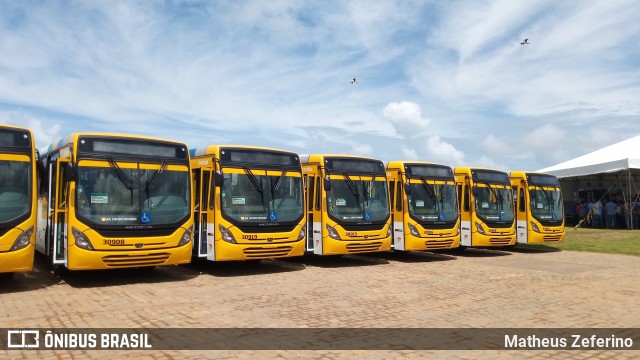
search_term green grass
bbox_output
[522,227,640,256]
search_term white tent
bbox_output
[538,134,640,178]
[538,134,640,229]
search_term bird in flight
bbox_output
[520,38,530,45]
[350,77,357,84]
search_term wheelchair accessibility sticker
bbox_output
[141,212,151,224]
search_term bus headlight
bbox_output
[219,224,237,244]
[179,228,193,246]
[326,224,341,240]
[297,224,306,241]
[72,227,94,250]
[530,221,541,233]
[10,226,34,251]
[408,223,420,237]
[475,222,486,235]
[387,226,392,237]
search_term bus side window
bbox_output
[395,181,402,211]
[519,188,526,212]
[58,163,69,210]
[307,175,315,211]
[314,176,321,211]
[193,170,201,209]
[457,184,462,212]
[389,181,395,211]
[463,185,469,212]
[202,171,211,210]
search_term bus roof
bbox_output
[0,123,33,133]
[300,154,384,164]
[42,132,187,156]
[190,144,297,158]
[386,160,452,169]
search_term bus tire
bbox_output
[52,265,66,277]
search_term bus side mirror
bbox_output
[64,162,77,182]
[472,186,478,196]
[213,170,224,187]
[323,177,331,191]
[404,181,411,195]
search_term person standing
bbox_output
[593,200,603,229]
[604,199,618,229]
[632,198,640,230]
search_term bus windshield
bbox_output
[529,186,563,221]
[221,172,303,223]
[327,177,389,223]
[474,185,514,223]
[0,160,31,224]
[76,165,190,226]
[407,180,457,223]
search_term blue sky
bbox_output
[1,0,639,171]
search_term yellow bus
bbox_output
[189,145,305,261]
[36,133,193,272]
[302,154,392,255]
[0,124,37,277]
[454,167,516,247]
[386,161,460,251]
[510,171,565,244]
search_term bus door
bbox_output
[193,167,213,259]
[515,182,528,243]
[388,170,405,250]
[457,176,472,246]
[304,165,322,254]
[51,158,70,266]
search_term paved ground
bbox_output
[1,246,639,359]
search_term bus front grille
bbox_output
[346,242,383,254]
[543,235,563,242]
[102,253,171,267]
[424,239,455,249]
[489,238,513,246]
[242,246,293,259]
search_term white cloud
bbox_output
[381,101,430,138]
[350,144,373,157]
[424,135,465,165]
[401,146,419,160]
[482,134,512,155]
[523,124,566,151]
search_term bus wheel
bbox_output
[52,265,66,277]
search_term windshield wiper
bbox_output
[270,167,286,193]
[420,178,440,212]
[343,173,363,215]
[107,157,133,190]
[362,174,375,208]
[481,181,504,211]
[243,166,264,194]
[529,178,554,208]
[146,161,167,193]
[107,157,134,206]
[244,165,270,217]
[145,161,167,209]
[271,168,288,210]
